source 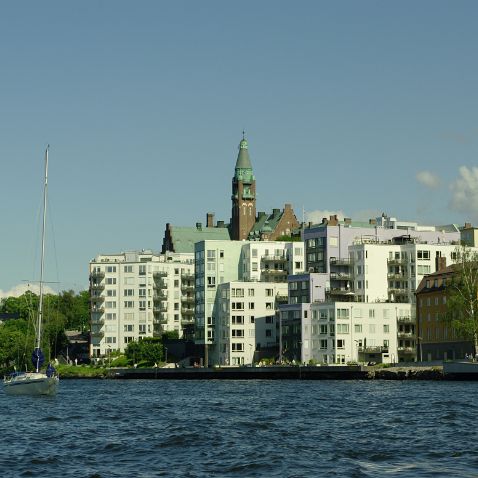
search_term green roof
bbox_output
[248,210,283,238]
[169,226,231,253]
[235,138,252,170]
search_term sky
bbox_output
[1,1,478,295]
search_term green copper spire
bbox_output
[235,133,253,170]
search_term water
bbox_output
[1,379,477,477]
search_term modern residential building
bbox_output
[194,239,305,365]
[280,301,412,365]
[89,250,194,357]
[416,265,473,361]
[215,281,288,365]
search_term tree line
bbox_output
[0,290,89,372]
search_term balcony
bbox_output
[181,307,194,316]
[91,317,105,325]
[90,270,105,280]
[153,315,168,324]
[153,291,168,301]
[153,271,168,279]
[90,295,105,303]
[181,284,195,293]
[387,258,408,266]
[398,331,415,338]
[91,306,105,314]
[387,273,407,280]
[181,294,194,304]
[398,346,416,354]
[330,258,353,266]
[397,316,416,324]
[262,254,287,262]
[358,346,389,354]
[90,282,105,291]
[91,329,104,337]
[181,317,195,326]
[181,272,195,281]
[330,272,353,281]
[153,303,168,313]
[327,287,356,297]
[153,279,168,290]
[388,288,409,297]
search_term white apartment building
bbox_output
[297,301,412,365]
[348,239,477,304]
[89,250,194,357]
[215,281,288,365]
[195,239,305,365]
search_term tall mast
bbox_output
[36,146,48,358]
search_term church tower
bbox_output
[231,134,256,240]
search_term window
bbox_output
[336,339,345,349]
[266,316,274,324]
[232,316,244,324]
[124,301,134,308]
[337,309,349,319]
[139,265,146,275]
[232,343,244,351]
[139,300,146,311]
[124,265,133,273]
[232,288,244,297]
[207,250,216,261]
[383,325,390,333]
[124,289,134,296]
[105,336,117,344]
[106,278,117,285]
[354,324,362,333]
[252,262,258,272]
[417,250,430,260]
[207,277,216,287]
[106,289,116,297]
[124,324,134,332]
[106,313,116,320]
[337,324,349,334]
[139,288,146,297]
[265,329,272,337]
[320,324,328,334]
[105,301,116,309]
[266,288,273,297]
[369,309,375,318]
[249,302,255,310]
[320,339,328,349]
[232,329,244,337]
[106,266,116,273]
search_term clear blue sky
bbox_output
[1,1,478,294]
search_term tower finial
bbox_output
[242,130,245,140]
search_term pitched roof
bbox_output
[248,209,283,238]
[168,226,231,253]
[235,139,252,170]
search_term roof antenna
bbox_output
[242,130,246,140]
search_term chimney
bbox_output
[369,218,377,225]
[436,256,447,272]
[465,222,472,229]
[206,212,214,228]
[273,208,280,216]
[217,220,225,228]
[344,217,352,224]
[196,222,202,231]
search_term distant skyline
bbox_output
[1,1,478,295]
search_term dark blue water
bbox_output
[1,379,477,477]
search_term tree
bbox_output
[445,246,478,353]
[125,338,163,366]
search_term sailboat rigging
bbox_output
[3,146,59,396]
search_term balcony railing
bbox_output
[330,272,353,280]
[330,258,353,266]
[181,294,195,304]
[91,329,104,337]
[388,288,409,296]
[181,284,195,293]
[398,331,415,338]
[387,273,407,280]
[90,295,105,303]
[181,307,194,316]
[91,307,105,314]
[181,317,195,325]
[326,287,356,296]
[90,270,105,279]
[262,254,287,262]
[181,272,195,281]
[153,279,168,290]
[387,258,408,266]
[153,271,168,279]
[397,316,416,324]
[398,346,415,354]
[153,291,168,301]
[358,346,389,354]
[90,283,105,291]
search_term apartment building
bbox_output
[215,281,288,365]
[89,250,194,357]
[287,301,412,365]
[416,266,473,361]
[194,239,305,365]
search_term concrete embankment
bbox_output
[105,365,445,380]
[367,366,444,380]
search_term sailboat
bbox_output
[3,147,59,396]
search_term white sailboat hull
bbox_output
[3,372,59,396]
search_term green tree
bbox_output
[125,338,163,366]
[445,246,478,353]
